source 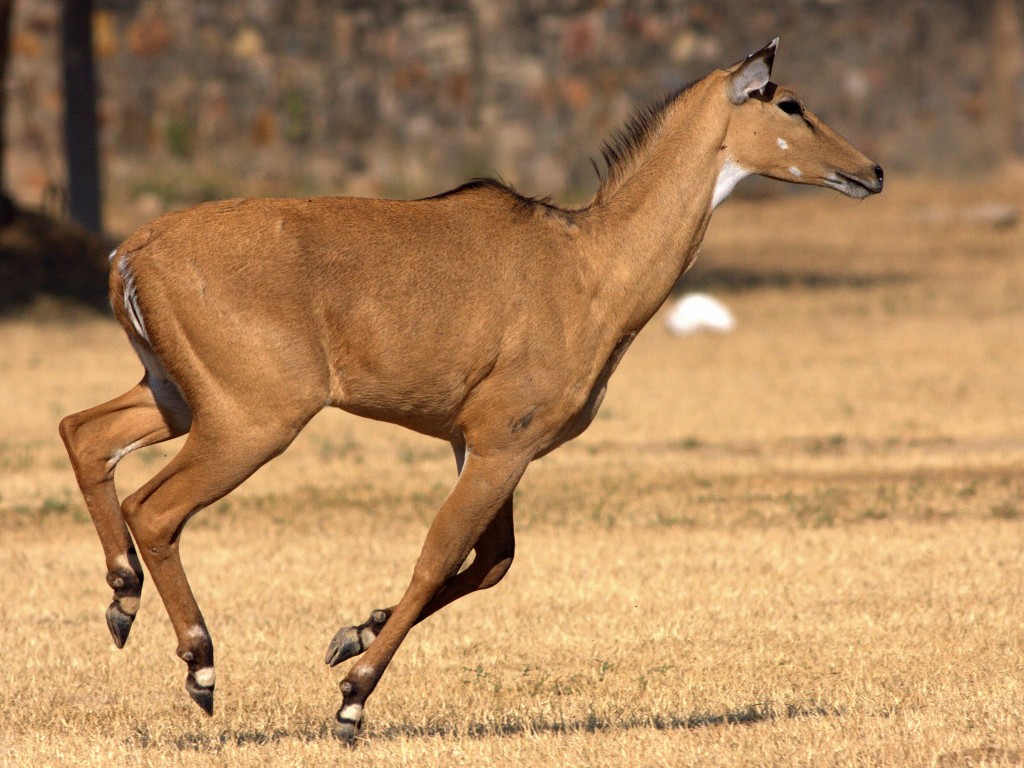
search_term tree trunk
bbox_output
[0,0,15,226]
[990,0,1023,159]
[62,0,103,234]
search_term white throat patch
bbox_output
[711,158,750,209]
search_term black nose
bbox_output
[874,164,884,188]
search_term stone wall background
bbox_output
[6,0,1024,232]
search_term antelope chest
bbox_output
[546,332,637,452]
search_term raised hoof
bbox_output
[185,676,215,716]
[325,626,363,667]
[105,602,135,649]
[325,611,387,667]
[333,710,363,745]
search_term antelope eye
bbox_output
[778,100,803,116]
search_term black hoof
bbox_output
[185,676,214,716]
[325,610,388,666]
[325,626,363,667]
[105,602,135,649]
[333,712,363,745]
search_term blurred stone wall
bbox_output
[6,0,1023,230]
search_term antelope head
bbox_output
[716,39,883,204]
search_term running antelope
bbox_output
[60,39,882,741]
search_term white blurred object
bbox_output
[665,293,736,336]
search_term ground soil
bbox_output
[1,172,1022,766]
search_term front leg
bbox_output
[332,448,528,742]
[325,496,515,666]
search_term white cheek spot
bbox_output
[711,158,751,209]
[788,166,802,178]
[777,137,789,150]
[193,667,215,688]
[339,704,363,722]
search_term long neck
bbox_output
[576,78,730,334]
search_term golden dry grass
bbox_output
[2,173,1023,766]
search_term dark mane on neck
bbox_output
[422,80,697,217]
[592,81,695,205]
[422,177,575,220]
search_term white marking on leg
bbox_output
[118,254,150,344]
[119,596,140,615]
[339,704,363,722]
[113,553,132,572]
[788,166,802,178]
[105,438,146,474]
[711,158,750,209]
[777,137,789,150]
[115,261,191,432]
[187,624,209,642]
[193,666,216,688]
[358,627,376,648]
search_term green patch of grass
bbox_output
[317,434,362,463]
[653,509,696,527]
[283,88,313,145]
[130,169,235,208]
[397,443,450,465]
[0,492,84,525]
[134,445,172,465]
[859,508,889,521]
[588,502,619,530]
[991,501,1020,520]
[803,434,848,455]
[165,115,194,158]
[0,440,34,471]
[957,481,978,498]
[670,436,704,451]
[784,487,845,528]
[39,496,69,516]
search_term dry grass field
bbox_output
[1,173,1023,766]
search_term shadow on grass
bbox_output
[150,701,843,751]
[377,701,843,740]
[132,723,334,751]
[673,265,910,296]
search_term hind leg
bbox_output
[120,408,309,715]
[59,377,191,647]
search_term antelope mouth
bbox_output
[825,169,883,200]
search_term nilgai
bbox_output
[60,39,883,741]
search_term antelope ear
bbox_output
[728,38,777,105]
